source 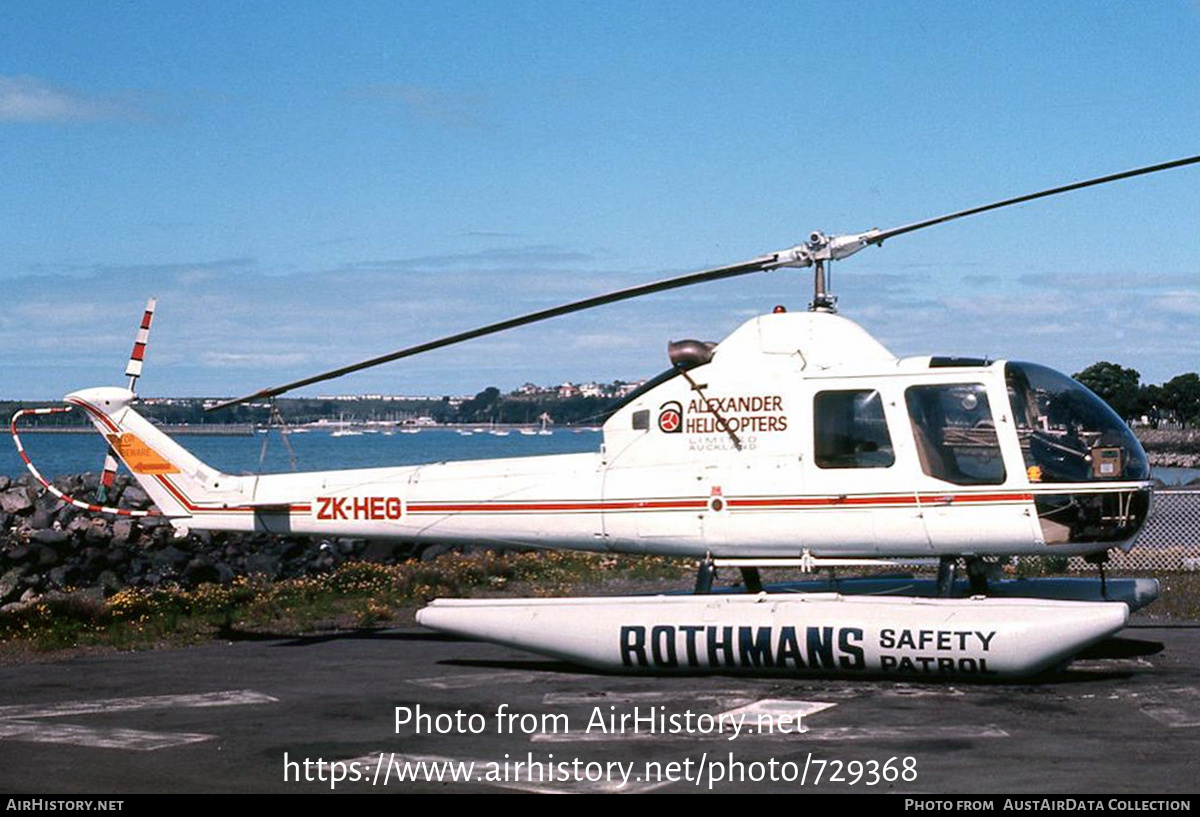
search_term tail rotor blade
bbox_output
[96,296,156,501]
[125,297,156,390]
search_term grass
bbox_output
[1139,571,1200,620]
[0,550,1194,656]
[0,551,689,653]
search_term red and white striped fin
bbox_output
[124,297,156,388]
[9,406,161,518]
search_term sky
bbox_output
[1,1,1197,401]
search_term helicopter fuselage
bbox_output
[64,310,1152,562]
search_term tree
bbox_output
[455,387,501,423]
[1160,373,1200,426]
[1073,362,1141,421]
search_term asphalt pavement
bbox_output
[0,620,1196,794]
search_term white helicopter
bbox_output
[13,155,1199,679]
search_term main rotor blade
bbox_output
[205,252,788,411]
[867,155,1200,246]
[206,153,1200,411]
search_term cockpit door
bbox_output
[905,380,1042,554]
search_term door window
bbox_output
[814,390,895,469]
[905,384,1005,485]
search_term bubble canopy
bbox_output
[1005,361,1150,483]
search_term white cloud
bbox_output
[200,352,313,368]
[1148,290,1200,317]
[0,75,132,123]
[347,83,492,130]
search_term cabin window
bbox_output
[905,384,1005,485]
[814,390,895,469]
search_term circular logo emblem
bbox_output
[657,401,683,433]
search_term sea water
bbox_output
[3,428,603,480]
[3,429,1196,485]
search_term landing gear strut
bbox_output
[966,557,989,595]
[694,555,764,595]
[936,556,957,597]
[739,567,763,593]
[695,554,716,594]
[1085,551,1110,600]
[939,557,992,597]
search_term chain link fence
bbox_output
[1068,490,1200,572]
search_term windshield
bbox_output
[1005,361,1149,482]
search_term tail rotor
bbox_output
[96,297,156,504]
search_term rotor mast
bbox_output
[761,229,882,312]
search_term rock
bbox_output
[33,545,60,568]
[152,545,190,573]
[97,570,122,595]
[32,528,72,548]
[0,476,9,491]
[183,557,219,586]
[29,508,55,530]
[48,565,82,588]
[80,547,107,573]
[84,523,112,546]
[312,551,341,572]
[121,485,151,508]
[111,520,134,545]
[245,553,282,578]
[3,541,30,561]
[0,567,24,603]
[419,543,457,561]
[361,540,399,561]
[0,489,32,515]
